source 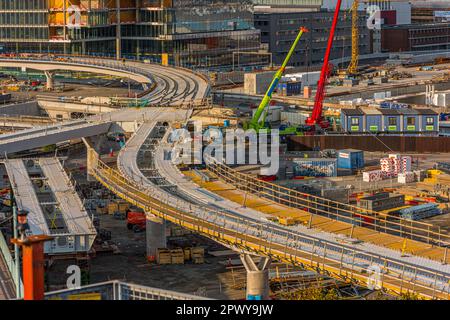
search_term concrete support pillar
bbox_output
[44,71,54,90]
[146,214,166,262]
[240,254,271,300]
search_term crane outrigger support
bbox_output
[246,27,309,132]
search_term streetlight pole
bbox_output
[12,197,21,298]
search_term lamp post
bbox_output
[12,202,20,298]
[11,210,53,300]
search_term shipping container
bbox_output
[281,111,309,125]
[337,149,365,170]
[288,81,302,96]
[292,158,337,177]
[244,71,276,95]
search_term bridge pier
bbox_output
[44,71,54,90]
[240,254,271,300]
[146,214,166,262]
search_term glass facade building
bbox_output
[0,0,262,69]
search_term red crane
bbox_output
[306,0,343,129]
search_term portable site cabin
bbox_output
[379,108,401,133]
[416,108,439,133]
[341,107,439,134]
[340,109,364,133]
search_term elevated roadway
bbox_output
[0,119,111,155]
[0,57,152,90]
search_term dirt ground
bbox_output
[89,213,246,300]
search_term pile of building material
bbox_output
[106,199,130,215]
[398,172,415,184]
[363,154,412,182]
[380,154,412,174]
[191,247,205,264]
[399,203,442,221]
[170,248,185,264]
[358,192,405,212]
[156,247,205,265]
[156,249,172,265]
[363,170,384,182]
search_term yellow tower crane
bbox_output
[347,0,391,76]
[347,0,360,75]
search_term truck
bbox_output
[126,211,146,232]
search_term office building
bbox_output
[0,0,262,69]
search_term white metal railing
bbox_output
[44,280,211,300]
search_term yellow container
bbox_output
[278,216,296,226]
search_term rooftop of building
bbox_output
[382,21,450,29]
[342,107,439,116]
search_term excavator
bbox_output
[243,0,343,136]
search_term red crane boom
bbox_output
[306,0,343,128]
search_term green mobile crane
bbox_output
[243,27,309,135]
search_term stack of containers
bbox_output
[401,156,412,173]
[380,157,397,175]
[380,154,413,176]
[364,154,413,183]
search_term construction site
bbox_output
[0,0,449,306]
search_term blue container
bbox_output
[223,120,230,127]
[286,81,302,96]
[337,149,364,170]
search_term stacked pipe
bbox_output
[399,203,442,221]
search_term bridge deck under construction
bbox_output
[183,170,450,265]
[89,159,450,299]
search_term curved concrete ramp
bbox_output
[0,59,151,85]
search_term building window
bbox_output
[407,117,416,126]
[426,117,434,125]
[351,117,359,125]
[388,117,397,126]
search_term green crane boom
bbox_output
[248,27,309,131]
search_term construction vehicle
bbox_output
[243,27,309,135]
[243,0,344,135]
[305,0,343,130]
[126,210,146,232]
